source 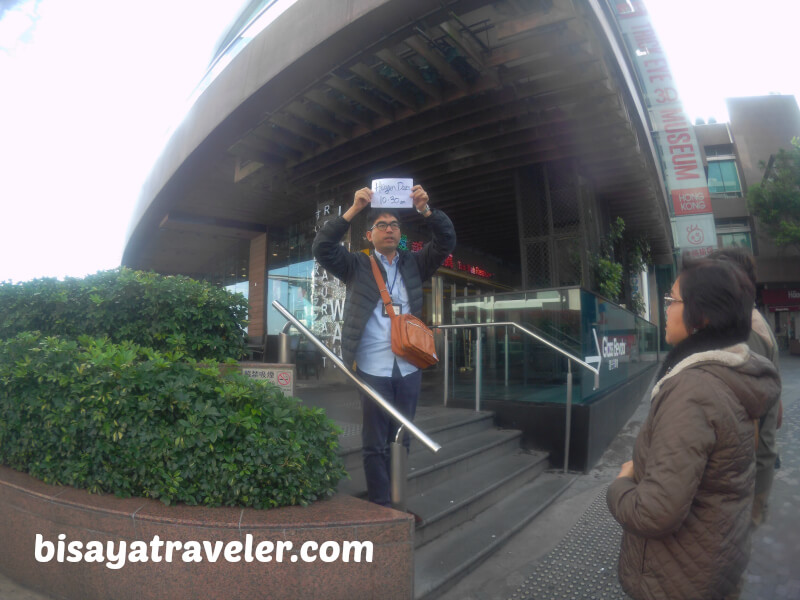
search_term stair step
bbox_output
[336,409,495,472]
[413,410,495,447]
[410,449,550,548]
[338,428,521,498]
[414,472,577,600]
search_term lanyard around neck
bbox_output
[375,253,400,296]
[386,260,400,296]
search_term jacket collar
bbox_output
[374,248,400,267]
[651,342,749,398]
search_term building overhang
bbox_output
[123,0,674,276]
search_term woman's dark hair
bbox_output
[708,247,757,298]
[366,208,401,228]
[679,257,754,341]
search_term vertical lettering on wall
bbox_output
[613,2,717,256]
[311,200,349,359]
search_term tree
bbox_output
[589,216,652,314]
[747,137,800,253]
[590,217,624,302]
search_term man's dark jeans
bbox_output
[357,363,421,507]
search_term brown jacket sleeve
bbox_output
[608,375,716,538]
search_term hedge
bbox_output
[0,332,346,508]
[0,268,248,361]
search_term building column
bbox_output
[248,233,268,345]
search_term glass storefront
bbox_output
[266,260,314,334]
[266,219,317,355]
[263,202,512,360]
[445,287,660,405]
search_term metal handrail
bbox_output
[434,322,600,386]
[271,300,441,454]
[433,321,601,473]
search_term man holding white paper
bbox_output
[312,184,456,507]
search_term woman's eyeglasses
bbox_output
[370,221,401,231]
[663,294,683,309]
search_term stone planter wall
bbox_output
[0,467,413,600]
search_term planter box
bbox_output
[0,467,413,600]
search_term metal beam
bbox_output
[271,112,333,147]
[304,88,375,128]
[375,48,442,100]
[326,74,395,120]
[284,101,352,139]
[254,122,317,154]
[350,63,421,110]
[494,0,577,41]
[405,34,469,92]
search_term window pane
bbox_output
[718,232,752,250]
[718,160,741,192]
[707,162,724,193]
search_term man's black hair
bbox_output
[366,208,401,228]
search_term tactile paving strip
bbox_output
[511,487,629,600]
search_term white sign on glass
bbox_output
[371,178,413,208]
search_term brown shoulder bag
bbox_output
[369,255,438,369]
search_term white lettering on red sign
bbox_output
[671,187,710,215]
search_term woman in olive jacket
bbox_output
[607,259,781,600]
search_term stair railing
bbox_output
[433,322,600,473]
[272,300,441,510]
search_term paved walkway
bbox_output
[439,352,800,600]
[2,355,797,599]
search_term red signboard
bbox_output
[762,289,800,307]
[671,187,713,215]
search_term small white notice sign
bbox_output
[241,366,294,397]
[371,178,413,208]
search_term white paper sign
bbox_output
[371,178,413,208]
[241,366,294,397]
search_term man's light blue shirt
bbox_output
[355,249,417,377]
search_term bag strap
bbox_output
[369,255,397,319]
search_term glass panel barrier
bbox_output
[448,287,659,404]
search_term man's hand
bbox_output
[343,187,373,222]
[616,460,635,480]
[411,185,431,216]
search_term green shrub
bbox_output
[0,332,346,508]
[0,268,247,361]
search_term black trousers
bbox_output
[357,362,421,506]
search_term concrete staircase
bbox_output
[337,406,576,600]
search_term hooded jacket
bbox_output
[311,210,456,370]
[607,340,781,600]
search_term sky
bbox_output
[0,0,245,283]
[1,0,799,284]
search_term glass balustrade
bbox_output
[446,287,660,405]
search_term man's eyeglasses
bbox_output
[663,295,683,309]
[370,221,401,231]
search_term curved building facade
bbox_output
[123,0,674,359]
